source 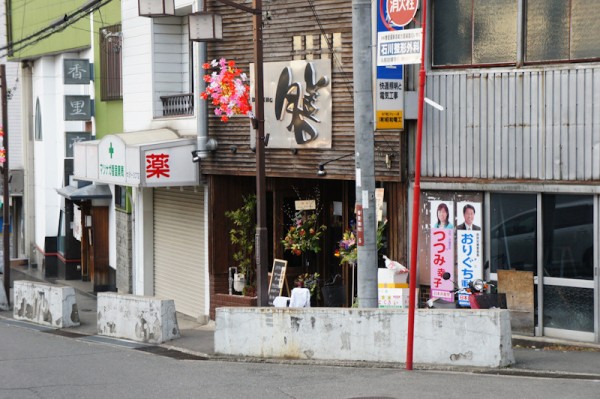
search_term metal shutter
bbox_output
[153,187,205,318]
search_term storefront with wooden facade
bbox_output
[199,0,407,318]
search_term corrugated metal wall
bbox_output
[423,66,600,181]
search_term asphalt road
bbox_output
[1,321,599,399]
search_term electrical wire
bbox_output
[306,0,354,102]
[1,0,113,58]
[306,0,400,155]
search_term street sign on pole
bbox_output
[377,28,422,66]
[375,0,414,131]
[382,0,419,28]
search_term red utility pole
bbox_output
[406,1,428,371]
[1,64,10,304]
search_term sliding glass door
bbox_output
[490,193,596,341]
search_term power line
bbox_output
[306,0,354,102]
[1,0,114,57]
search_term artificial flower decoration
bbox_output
[201,58,252,122]
[337,228,357,264]
[0,126,5,164]
[335,219,388,265]
[282,211,327,256]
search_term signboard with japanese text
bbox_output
[64,95,92,121]
[64,59,91,85]
[356,205,364,246]
[73,205,82,241]
[80,134,198,187]
[65,132,92,158]
[268,259,288,306]
[250,59,332,149]
[375,0,411,130]
[142,144,198,187]
[295,200,316,211]
[98,135,130,184]
[429,200,455,301]
[456,201,483,289]
[377,28,422,66]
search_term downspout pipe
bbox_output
[195,2,217,159]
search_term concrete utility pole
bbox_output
[352,0,377,307]
[1,64,10,307]
[252,0,268,307]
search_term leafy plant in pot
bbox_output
[225,194,257,296]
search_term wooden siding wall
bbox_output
[423,66,600,182]
[208,175,256,301]
[200,0,402,182]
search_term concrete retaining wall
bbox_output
[97,292,180,344]
[215,308,515,368]
[13,280,80,328]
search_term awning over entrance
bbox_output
[72,128,198,187]
[56,183,112,201]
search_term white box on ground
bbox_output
[378,287,418,308]
[378,268,408,284]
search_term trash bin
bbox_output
[321,274,345,307]
[44,236,58,278]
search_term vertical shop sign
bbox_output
[456,201,483,288]
[63,59,91,85]
[356,205,364,246]
[64,95,92,121]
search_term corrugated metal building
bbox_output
[413,1,600,343]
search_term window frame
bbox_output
[99,24,123,101]
[431,0,600,69]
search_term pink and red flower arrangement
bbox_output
[201,58,252,122]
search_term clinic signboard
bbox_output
[375,1,420,130]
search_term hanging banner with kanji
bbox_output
[429,200,455,301]
[456,201,483,289]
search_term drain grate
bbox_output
[42,329,89,339]
[136,346,208,361]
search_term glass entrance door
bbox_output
[541,194,595,341]
[490,193,597,342]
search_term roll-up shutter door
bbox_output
[153,187,205,318]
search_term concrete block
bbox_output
[97,292,180,344]
[215,308,515,368]
[0,284,8,310]
[13,280,80,328]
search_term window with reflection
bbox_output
[432,0,600,67]
[542,195,593,280]
[432,0,518,66]
[490,193,537,273]
[526,0,600,62]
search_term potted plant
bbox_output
[225,194,256,295]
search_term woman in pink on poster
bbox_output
[433,203,453,229]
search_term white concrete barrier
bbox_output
[13,280,80,328]
[97,293,180,344]
[215,308,515,368]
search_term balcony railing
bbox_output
[160,93,194,117]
